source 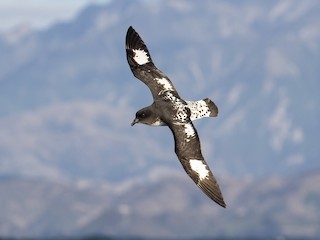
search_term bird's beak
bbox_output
[131,118,139,126]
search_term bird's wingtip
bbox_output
[197,174,226,208]
[125,26,152,65]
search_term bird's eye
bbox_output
[138,112,145,118]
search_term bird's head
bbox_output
[131,107,155,126]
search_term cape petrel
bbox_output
[126,26,226,208]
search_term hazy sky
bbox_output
[0,0,110,32]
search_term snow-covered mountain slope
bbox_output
[0,0,319,182]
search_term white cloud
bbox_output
[226,83,244,107]
[266,48,299,78]
[269,1,316,23]
[298,24,320,50]
[292,128,304,144]
[217,109,245,136]
[269,1,291,22]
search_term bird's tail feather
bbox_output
[186,98,218,121]
[203,98,218,117]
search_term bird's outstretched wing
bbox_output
[168,121,226,207]
[126,26,180,100]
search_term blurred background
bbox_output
[0,0,319,239]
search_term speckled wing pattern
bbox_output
[126,26,179,101]
[186,98,218,121]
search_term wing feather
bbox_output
[126,26,179,100]
[168,122,226,208]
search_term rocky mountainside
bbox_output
[0,0,319,238]
[0,0,319,181]
[0,169,319,238]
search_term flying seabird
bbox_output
[126,26,226,208]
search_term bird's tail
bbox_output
[186,98,218,121]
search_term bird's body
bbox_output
[126,26,226,208]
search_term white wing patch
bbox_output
[186,100,211,121]
[156,77,174,91]
[184,123,195,141]
[132,49,149,65]
[190,159,210,181]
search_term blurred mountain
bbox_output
[0,0,319,238]
[0,169,319,238]
[0,0,319,181]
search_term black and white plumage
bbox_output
[126,26,226,208]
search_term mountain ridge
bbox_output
[0,168,319,238]
[0,0,319,237]
[0,0,319,181]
